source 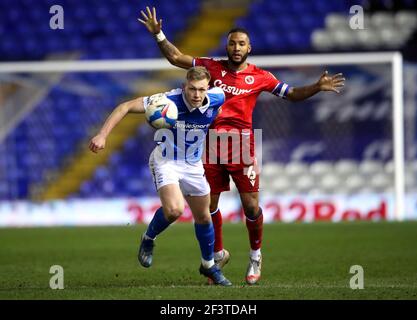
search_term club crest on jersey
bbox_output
[206,108,213,118]
[221,70,227,77]
[246,165,257,186]
[245,76,254,84]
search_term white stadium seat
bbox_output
[270,176,291,193]
[395,11,417,29]
[369,172,392,191]
[356,28,382,48]
[371,12,395,29]
[320,173,341,192]
[359,160,384,176]
[311,29,334,50]
[384,161,395,174]
[380,26,410,48]
[325,13,349,29]
[332,29,357,49]
[345,173,366,191]
[295,175,316,192]
[261,162,285,178]
[285,162,309,177]
[334,160,358,176]
[309,161,333,177]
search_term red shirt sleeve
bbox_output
[263,71,281,92]
[193,57,213,68]
[264,71,290,99]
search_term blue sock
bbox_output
[145,207,171,239]
[194,223,215,261]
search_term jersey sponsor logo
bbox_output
[213,79,253,96]
[174,122,210,129]
[245,75,254,84]
[221,70,227,77]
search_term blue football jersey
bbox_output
[144,87,225,162]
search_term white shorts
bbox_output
[149,148,210,197]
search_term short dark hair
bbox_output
[227,27,250,38]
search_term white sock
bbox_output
[250,249,261,261]
[214,250,224,261]
[201,258,215,269]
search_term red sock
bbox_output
[211,208,223,253]
[245,208,263,250]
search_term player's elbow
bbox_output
[286,87,298,102]
[119,102,132,114]
[169,53,189,69]
[164,52,179,66]
[286,96,299,102]
[286,87,306,102]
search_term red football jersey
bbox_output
[194,57,289,130]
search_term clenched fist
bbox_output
[89,134,106,153]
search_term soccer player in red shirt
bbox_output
[139,7,345,285]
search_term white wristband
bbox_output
[155,31,166,42]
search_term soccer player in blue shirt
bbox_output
[89,67,231,286]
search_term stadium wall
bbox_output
[0,193,416,227]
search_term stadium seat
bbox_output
[295,175,316,193]
[384,161,395,175]
[270,176,291,193]
[369,172,392,192]
[325,13,349,29]
[331,29,357,49]
[309,161,333,177]
[261,162,286,177]
[395,10,417,29]
[359,160,384,177]
[285,162,309,177]
[345,174,366,192]
[371,12,395,29]
[334,160,359,177]
[311,29,334,50]
[320,173,341,193]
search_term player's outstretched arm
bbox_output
[138,6,193,69]
[89,97,145,153]
[286,71,345,102]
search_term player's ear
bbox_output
[248,43,252,54]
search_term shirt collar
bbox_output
[182,90,211,113]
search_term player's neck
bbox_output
[227,60,248,72]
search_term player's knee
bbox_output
[164,207,183,221]
[209,203,218,213]
[209,194,220,213]
[195,214,211,225]
[243,203,260,220]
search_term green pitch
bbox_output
[1,222,416,299]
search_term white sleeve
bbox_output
[142,96,150,111]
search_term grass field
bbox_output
[1,221,417,299]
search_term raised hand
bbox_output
[318,71,345,93]
[89,134,106,154]
[138,6,162,34]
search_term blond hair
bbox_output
[186,66,211,82]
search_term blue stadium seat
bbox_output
[0,0,202,61]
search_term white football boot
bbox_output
[245,256,262,285]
